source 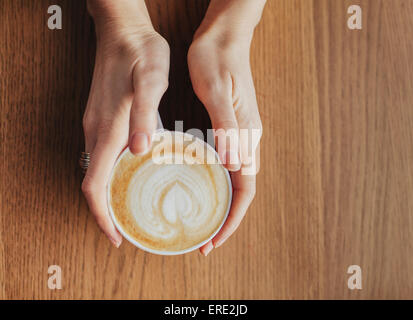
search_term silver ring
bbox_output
[79,152,90,173]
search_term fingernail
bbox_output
[110,236,122,248]
[202,242,214,256]
[224,150,240,170]
[130,132,149,155]
[213,238,224,248]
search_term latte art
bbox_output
[109,131,231,253]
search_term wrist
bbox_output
[87,0,154,41]
[194,0,266,44]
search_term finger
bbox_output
[237,119,262,176]
[212,102,262,247]
[82,128,128,247]
[200,119,260,254]
[199,89,241,171]
[129,66,169,155]
[199,240,214,256]
[212,171,256,248]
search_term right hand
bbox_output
[82,12,170,247]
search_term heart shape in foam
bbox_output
[127,162,217,241]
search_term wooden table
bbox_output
[1,0,412,299]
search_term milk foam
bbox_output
[110,131,230,252]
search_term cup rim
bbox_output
[107,129,233,255]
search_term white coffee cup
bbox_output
[107,116,232,255]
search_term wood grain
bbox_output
[1,0,412,299]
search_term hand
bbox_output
[188,0,265,255]
[82,1,170,247]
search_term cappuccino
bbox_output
[108,131,231,254]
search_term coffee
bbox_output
[108,131,231,253]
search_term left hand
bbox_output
[82,0,170,247]
[188,23,263,255]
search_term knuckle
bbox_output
[155,73,169,89]
[154,36,170,54]
[202,78,221,94]
[201,78,225,97]
[238,181,256,202]
[82,113,94,135]
[256,118,263,133]
[244,116,262,131]
[250,187,257,199]
[253,120,263,141]
[135,71,169,94]
[153,75,169,93]
[81,177,96,197]
[134,61,169,89]
[258,128,263,140]
[229,221,241,234]
[239,118,263,141]
[247,185,257,200]
[81,175,102,200]
[193,78,229,106]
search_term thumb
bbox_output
[129,70,168,155]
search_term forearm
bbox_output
[195,0,266,41]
